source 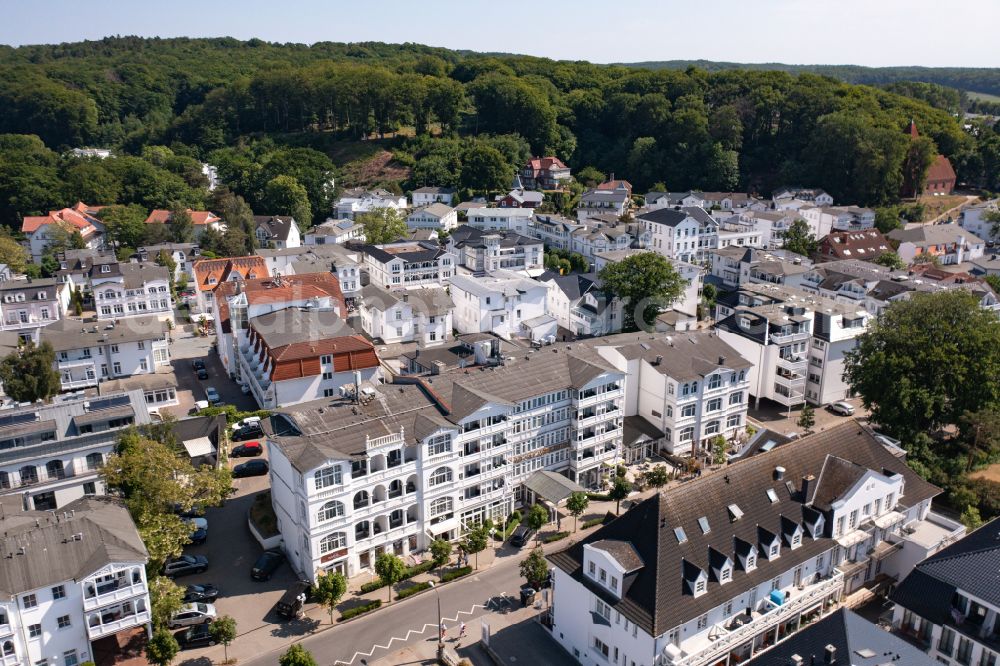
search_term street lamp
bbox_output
[429,580,444,656]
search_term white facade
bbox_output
[466,208,533,236]
[643,209,719,264]
[0,280,69,343]
[304,220,367,246]
[800,205,875,238]
[449,273,549,340]
[335,190,408,220]
[406,205,458,231]
[358,286,454,346]
[411,188,456,207]
[542,277,622,338]
[45,320,170,392]
[960,202,1000,243]
[91,263,173,321]
[363,243,457,290]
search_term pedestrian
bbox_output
[459,622,467,639]
[440,621,446,641]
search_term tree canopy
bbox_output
[357,207,408,245]
[0,342,61,403]
[598,252,686,331]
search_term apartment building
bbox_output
[548,422,960,666]
[540,273,622,338]
[799,205,875,237]
[41,316,170,391]
[411,186,456,207]
[709,248,812,290]
[529,214,586,251]
[816,229,892,263]
[0,391,151,511]
[641,207,719,264]
[335,188,408,220]
[304,219,366,245]
[888,224,986,266]
[521,156,572,190]
[90,261,172,321]
[449,272,553,342]
[358,284,454,345]
[465,208,533,236]
[238,307,379,409]
[191,255,268,313]
[772,187,834,208]
[133,243,201,284]
[262,347,625,581]
[362,241,457,289]
[0,279,69,343]
[577,187,630,223]
[21,203,104,262]
[715,284,869,407]
[594,332,750,458]
[891,519,1000,666]
[406,204,458,231]
[960,201,1000,244]
[254,215,302,250]
[447,225,544,276]
[0,496,150,666]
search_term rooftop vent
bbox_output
[774,466,786,481]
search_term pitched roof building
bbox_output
[190,255,268,312]
[816,229,893,263]
[21,202,104,261]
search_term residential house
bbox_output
[304,219,367,245]
[0,390,151,510]
[597,178,633,198]
[529,214,586,251]
[21,203,104,262]
[716,218,765,250]
[641,207,719,264]
[799,206,875,238]
[263,345,624,581]
[90,261,172,321]
[406,203,458,231]
[363,241,456,289]
[133,244,201,284]
[577,187,630,223]
[0,496,151,666]
[699,192,765,212]
[891,519,1000,666]
[570,224,643,264]
[449,272,553,342]
[0,279,69,343]
[285,245,364,300]
[191,255,268,314]
[411,186,456,207]
[447,225,544,276]
[539,273,622,338]
[143,208,223,240]
[521,156,572,190]
[595,331,751,457]
[548,422,958,666]
[715,284,869,406]
[334,188,408,220]
[816,229,892,263]
[909,121,957,196]
[497,188,545,209]
[54,249,111,306]
[960,201,999,243]
[466,208,533,236]
[644,191,707,211]
[772,187,834,208]
[358,284,454,345]
[238,307,379,409]
[888,224,985,265]
[709,248,812,290]
[591,251,703,319]
[42,316,170,392]
[253,215,302,249]
[744,210,799,249]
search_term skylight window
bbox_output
[727,504,744,522]
[674,527,687,544]
[697,517,711,534]
[766,488,779,503]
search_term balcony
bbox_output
[86,608,151,640]
[769,330,810,345]
[662,570,844,666]
[83,578,147,611]
[775,354,807,371]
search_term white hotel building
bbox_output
[90,261,173,321]
[262,348,625,582]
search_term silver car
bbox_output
[169,602,217,628]
[827,401,855,416]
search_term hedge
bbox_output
[358,560,437,594]
[582,517,604,529]
[339,599,381,621]
[441,566,473,583]
[495,517,521,541]
[586,492,611,502]
[397,581,432,600]
[543,531,570,544]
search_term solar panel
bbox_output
[0,412,37,428]
[87,395,131,412]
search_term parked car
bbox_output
[196,368,209,380]
[510,525,534,548]
[274,580,311,619]
[189,400,209,415]
[234,460,269,478]
[188,518,208,545]
[163,555,208,578]
[827,401,855,416]
[233,423,264,441]
[233,416,262,431]
[251,550,285,581]
[205,387,221,405]
[169,602,217,628]
[182,583,219,603]
[176,623,216,649]
[192,359,206,371]
[231,442,263,457]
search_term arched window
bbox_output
[354,521,370,540]
[429,467,452,487]
[46,460,65,479]
[19,465,37,485]
[320,532,347,554]
[317,501,345,523]
[2,640,13,656]
[103,289,116,300]
[86,452,104,471]
[353,491,369,509]
[314,466,342,490]
[429,496,453,517]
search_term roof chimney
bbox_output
[823,645,836,664]
[653,355,663,366]
[789,656,804,666]
[718,356,726,365]
[801,475,815,504]
[774,466,786,481]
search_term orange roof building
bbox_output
[144,209,222,226]
[21,202,104,260]
[907,121,957,196]
[191,256,268,313]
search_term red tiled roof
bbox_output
[527,156,567,171]
[818,229,892,261]
[21,203,101,235]
[193,256,268,290]
[926,155,956,184]
[145,209,221,226]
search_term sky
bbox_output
[3,0,998,68]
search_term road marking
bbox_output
[328,595,509,665]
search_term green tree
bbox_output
[712,435,728,465]
[519,547,549,590]
[357,207,408,246]
[262,175,311,227]
[575,166,605,187]
[782,219,818,257]
[168,205,194,243]
[429,538,453,574]
[526,504,548,543]
[209,616,237,662]
[148,576,185,629]
[99,204,149,251]
[985,274,1000,295]
[962,505,984,530]
[146,627,179,666]
[875,251,906,270]
[874,207,903,234]
[0,234,31,273]
[312,570,347,624]
[798,404,816,430]
[565,492,589,531]
[279,645,318,666]
[462,524,490,569]
[374,552,407,603]
[643,466,670,490]
[609,476,631,515]
[959,409,1000,473]
[598,252,685,331]
[460,143,511,196]
[0,341,61,403]
[844,291,1000,444]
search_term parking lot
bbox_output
[163,326,259,419]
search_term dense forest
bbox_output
[1,37,999,232]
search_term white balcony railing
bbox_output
[86,609,151,640]
[82,581,147,611]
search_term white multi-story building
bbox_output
[0,495,151,666]
[529,214,586,251]
[709,248,812,290]
[133,244,202,285]
[358,285,454,346]
[548,422,960,666]
[406,204,458,231]
[363,241,457,289]
[334,189,408,220]
[888,224,986,266]
[411,187,456,207]
[715,284,869,407]
[91,261,172,321]
[449,272,553,342]
[960,201,1000,243]
[594,332,750,458]
[0,279,69,344]
[891,518,1000,666]
[640,207,719,264]
[303,219,366,246]
[21,203,103,262]
[540,273,622,338]
[447,226,544,276]
[254,215,302,250]
[577,187,630,223]
[465,208,533,236]
[0,391,151,511]
[42,316,170,391]
[799,205,875,238]
[263,346,625,581]
[772,187,834,208]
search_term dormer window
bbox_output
[792,532,802,548]
[695,579,705,594]
[720,567,732,582]
[101,265,110,273]
[769,543,780,557]
[746,553,756,571]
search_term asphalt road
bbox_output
[164,327,259,417]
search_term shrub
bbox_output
[543,531,570,543]
[339,600,382,621]
[396,581,431,600]
[586,492,611,502]
[358,560,435,593]
[441,566,473,583]
[582,517,604,529]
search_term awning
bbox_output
[182,437,215,458]
[524,470,586,505]
[872,510,904,529]
[836,529,870,548]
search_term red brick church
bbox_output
[909,120,956,196]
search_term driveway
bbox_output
[748,396,869,437]
[162,327,259,419]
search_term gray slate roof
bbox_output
[41,315,166,352]
[613,332,751,381]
